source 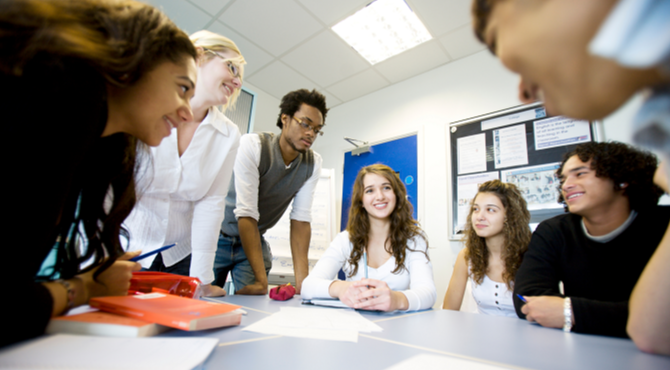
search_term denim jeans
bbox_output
[213,232,272,292]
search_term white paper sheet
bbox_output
[534,116,591,150]
[481,106,546,131]
[385,354,513,370]
[243,307,382,343]
[457,134,487,175]
[493,124,529,169]
[0,334,218,370]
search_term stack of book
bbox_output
[47,293,242,337]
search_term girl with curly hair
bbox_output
[302,164,436,311]
[443,180,531,317]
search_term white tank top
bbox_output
[470,275,517,318]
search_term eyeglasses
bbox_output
[292,116,324,136]
[203,48,241,79]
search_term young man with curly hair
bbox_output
[214,89,328,295]
[471,0,670,352]
[513,142,669,338]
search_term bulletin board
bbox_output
[265,168,337,285]
[447,102,602,240]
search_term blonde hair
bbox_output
[189,30,246,110]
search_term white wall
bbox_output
[243,81,281,134]
[248,49,641,308]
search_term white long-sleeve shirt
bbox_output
[302,231,436,311]
[124,107,240,284]
[232,133,321,223]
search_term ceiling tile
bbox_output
[188,0,232,17]
[408,0,471,37]
[438,23,487,61]
[245,61,320,101]
[326,70,390,102]
[218,0,324,57]
[297,0,369,26]
[374,40,451,83]
[281,31,369,88]
[149,0,212,35]
[149,0,484,110]
[207,21,275,78]
[320,91,343,110]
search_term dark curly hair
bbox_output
[346,164,428,277]
[464,180,531,290]
[557,142,662,211]
[471,0,496,53]
[276,89,329,129]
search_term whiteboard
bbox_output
[264,168,336,284]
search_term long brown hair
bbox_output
[346,164,427,277]
[464,180,531,289]
[0,0,197,86]
[0,0,197,280]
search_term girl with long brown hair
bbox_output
[302,164,436,311]
[443,180,531,317]
[1,0,197,346]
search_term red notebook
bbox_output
[90,293,242,331]
[47,310,169,337]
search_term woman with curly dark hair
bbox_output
[302,164,436,311]
[1,0,197,347]
[443,180,531,317]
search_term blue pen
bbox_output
[516,294,527,303]
[130,243,177,262]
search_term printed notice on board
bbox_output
[534,116,591,150]
[501,163,563,210]
[455,172,500,232]
[457,134,487,175]
[493,124,528,169]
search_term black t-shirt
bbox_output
[513,206,670,337]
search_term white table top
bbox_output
[161,295,670,370]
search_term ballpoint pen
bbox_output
[130,243,177,262]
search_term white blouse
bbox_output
[470,275,517,318]
[124,107,241,284]
[301,231,436,311]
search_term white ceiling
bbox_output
[150,0,486,108]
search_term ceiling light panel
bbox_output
[332,0,432,65]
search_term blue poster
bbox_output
[340,135,418,231]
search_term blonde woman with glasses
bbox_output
[124,30,246,297]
